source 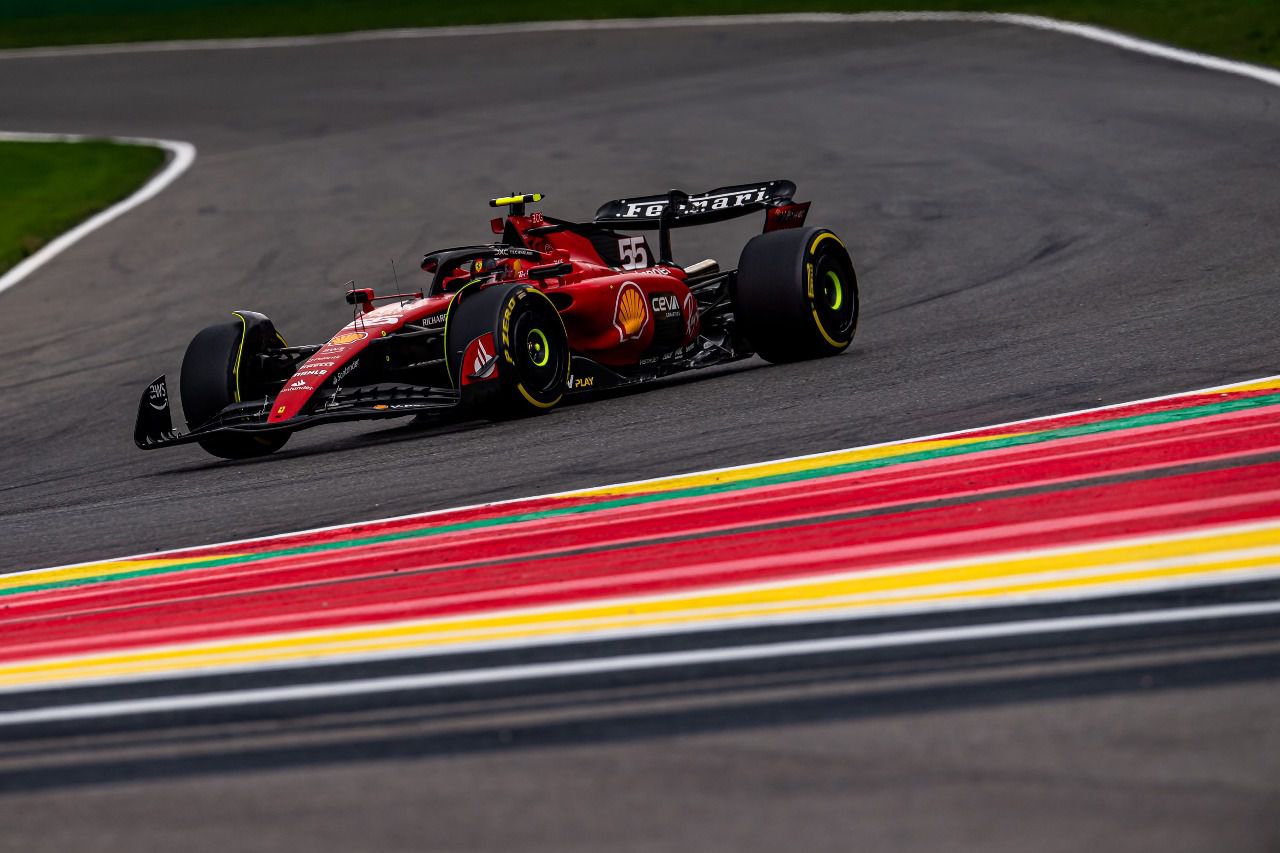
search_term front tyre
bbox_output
[446,283,569,419]
[180,312,290,459]
[733,227,859,363]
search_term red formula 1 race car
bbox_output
[135,180,859,459]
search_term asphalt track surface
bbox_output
[1,17,1279,853]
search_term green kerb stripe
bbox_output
[9,391,1279,598]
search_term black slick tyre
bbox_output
[180,314,290,459]
[445,283,569,419]
[733,226,859,363]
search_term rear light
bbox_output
[764,201,811,232]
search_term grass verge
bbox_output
[0,2,1276,69]
[0,139,166,276]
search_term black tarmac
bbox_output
[0,18,1278,852]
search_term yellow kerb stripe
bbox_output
[0,556,245,592]
[577,434,1019,497]
[1216,377,1280,393]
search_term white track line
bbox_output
[0,132,196,298]
[0,12,1277,90]
[4,599,1277,728]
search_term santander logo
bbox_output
[472,337,492,374]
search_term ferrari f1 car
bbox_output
[135,180,859,459]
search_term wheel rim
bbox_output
[810,251,857,343]
[527,327,550,367]
[512,304,565,398]
[823,270,843,311]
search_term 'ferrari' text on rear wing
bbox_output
[593,180,798,228]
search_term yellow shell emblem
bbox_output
[614,283,647,341]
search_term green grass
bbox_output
[0,140,166,275]
[0,1,1276,68]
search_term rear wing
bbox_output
[593,179,810,264]
[593,180,798,229]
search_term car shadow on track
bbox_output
[150,359,770,474]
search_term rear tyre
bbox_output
[733,227,859,363]
[180,314,290,459]
[445,283,569,419]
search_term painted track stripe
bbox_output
[4,599,1278,729]
[3,465,1278,665]
[5,527,1279,691]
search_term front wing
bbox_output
[134,375,460,450]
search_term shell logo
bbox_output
[613,282,648,342]
[328,331,368,346]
